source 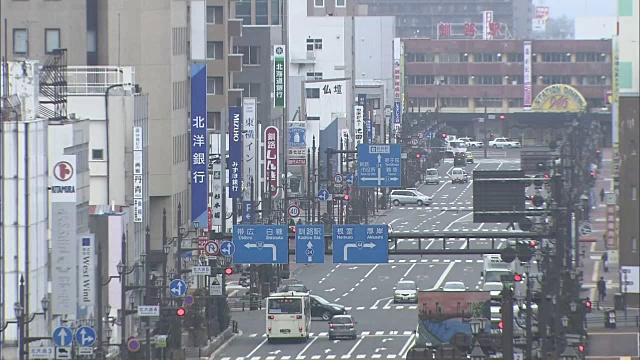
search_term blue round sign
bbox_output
[128,338,141,352]
[317,189,331,201]
[184,295,195,306]
[346,173,356,185]
[220,241,235,257]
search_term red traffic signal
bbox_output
[585,300,592,309]
[578,344,585,352]
[225,267,233,275]
[498,321,504,330]
[530,194,544,207]
[513,273,523,282]
[544,173,550,179]
[416,153,421,159]
[344,194,350,201]
[590,171,596,177]
[529,240,537,248]
[176,307,186,317]
[442,133,447,138]
[596,149,601,154]
[500,115,505,120]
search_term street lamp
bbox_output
[561,316,569,328]
[470,317,482,335]
[470,341,487,360]
[561,346,579,360]
[570,301,577,312]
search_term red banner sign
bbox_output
[265,126,280,197]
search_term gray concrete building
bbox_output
[235,0,283,26]
[356,0,532,39]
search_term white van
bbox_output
[450,168,468,184]
[425,168,439,184]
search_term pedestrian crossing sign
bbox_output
[209,274,223,296]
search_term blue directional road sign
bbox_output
[169,279,187,297]
[220,241,235,257]
[233,225,288,264]
[332,225,389,264]
[288,127,306,147]
[426,131,434,139]
[357,144,402,188]
[75,326,96,347]
[318,189,331,201]
[295,225,325,264]
[346,173,356,185]
[52,326,73,347]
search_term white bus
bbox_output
[266,292,311,342]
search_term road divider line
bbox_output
[245,338,267,358]
[398,333,416,358]
[295,335,318,358]
[403,263,416,278]
[428,262,456,290]
[364,264,379,278]
[371,296,392,309]
[383,298,394,309]
[444,212,473,231]
[346,334,366,356]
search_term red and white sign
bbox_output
[482,11,494,40]
[204,240,220,256]
[439,21,501,39]
[533,6,549,32]
[605,204,617,248]
[265,126,280,197]
[287,205,301,218]
[198,235,208,256]
[393,61,401,100]
[207,207,213,231]
[50,155,77,203]
[288,158,307,166]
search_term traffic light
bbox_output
[578,344,585,353]
[500,114,505,120]
[585,299,592,313]
[334,194,350,201]
[176,307,186,317]
[513,273,523,282]
[442,133,447,138]
[416,153,421,159]
[498,321,504,330]
[225,267,233,275]
[529,194,544,207]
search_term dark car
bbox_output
[309,294,346,320]
[453,152,466,167]
[279,284,310,293]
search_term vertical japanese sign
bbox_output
[228,106,243,199]
[606,204,617,248]
[79,234,96,307]
[273,45,286,108]
[357,94,367,107]
[242,98,257,223]
[533,7,549,32]
[133,126,143,223]
[482,11,494,40]
[399,41,406,118]
[51,155,78,317]
[209,159,223,227]
[523,41,532,108]
[612,35,619,103]
[354,106,364,147]
[265,126,280,197]
[190,63,208,225]
[365,119,373,143]
[393,38,401,101]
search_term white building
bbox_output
[618,0,639,94]
[0,61,50,355]
[574,16,617,40]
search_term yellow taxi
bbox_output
[466,151,474,163]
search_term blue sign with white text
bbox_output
[288,127,306,148]
[365,119,372,143]
[332,225,388,264]
[190,64,208,226]
[233,225,288,264]
[295,225,325,264]
[357,144,402,188]
[393,100,402,124]
[229,106,243,198]
[242,201,253,223]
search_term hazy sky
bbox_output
[542,0,617,18]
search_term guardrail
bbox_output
[227,297,265,312]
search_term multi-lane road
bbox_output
[214,148,523,360]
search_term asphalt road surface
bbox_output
[214,148,525,360]
[586,329,640,359]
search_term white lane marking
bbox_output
[403,264,416,278]
[364,264,379,278]
[296,336,318,358]
[346,335,366,357]
[475,223,485,231]
[371,296,392,309]
[427,262,456,290]
[383,298,394,309]
[443,212,474,231]
[246,338,267,358]
[398,333,416,358]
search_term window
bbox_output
[540,75,571,85]
[444,75,469,85]
[87,30,97,53]
[587,98,605,108]
[91,149,104,160]
[306,72,323,80]
[206,6,223,24]
[234,83,261,98]
[13,29,28,54]
[256,0,268,24]
[576,52,606,62]
[439,53,467,63]
[271,0,280,25]
[475,98,502,108]
[508,98,524,107]
[207,76,224,95]
[507,53,524,62]
[236,0,251,25]
[207,41,224,59]
[207,112,222,131]
[633,186,637,201]
[233,46,260,65]
[439,98,469,108]
[476,76,503,85]
[541,52,571,62]
[314,0,324,7]
[406,52,435,63]
[631,140,637,155]
[306,88,320,99]
[336,0,346,7]
[306,38,322,51]
[370,98,381,109]
[506,75,524,85]
[632,237,638,253]
[473,53,500,62]
[406,75,435,85]
[45,28,61,54]
[577,76,606,85]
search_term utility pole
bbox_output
[483,96,488,159]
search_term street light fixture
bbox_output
[470,317,482,335]
[105,304,112,316]
[13,302,24,319]
[561,346,579,360]
[561,316,569,327]
[570,301,577,312]
[470,341,487,360]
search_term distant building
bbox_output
[574,16,617,40]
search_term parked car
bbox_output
[389,189,433,206]
[489,137,521,148]
[310,295,347,320]
[328,314,358,340]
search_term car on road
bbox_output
[450,168,468,184]
[393,280,419,303]
[328,314,358,340]
[489,137,521,149]
[425,168,439,184]
[309,294,347,320]
[441,281,468,291]
[453,152,467,166]
[279,283,311,293]
[459,137,483,148]
[466,151,474,163]
[389,189,433,206]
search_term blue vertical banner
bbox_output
[393,100,402,125]
[190,64,208,225]
[228,106,243,198]
[365,119,372,143]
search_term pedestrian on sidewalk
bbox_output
[600,188,605,203]
[597,276,607,303]
[602,251,609,272]
[506,222,516,230]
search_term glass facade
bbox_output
[256,0,268,25]
[236,0,251,25]
[271,0,280,25]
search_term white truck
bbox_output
[458,137,483,148]
[481,254,516,298]
[489,137,521,148]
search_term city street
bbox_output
[214,149,526,360]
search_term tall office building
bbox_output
[356,0,532,39]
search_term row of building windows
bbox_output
[236,0,281,25]
[234,83,261,98]
[306,38,323,51]
[314,0,346,7]
[172,27,188,56]
[11,28,61,54]
[172,80,188,110]
[405,97,607,108]
[172,132,189,165]
[406,52,608,63]
[406,75,608,86]
[233,46,260,65]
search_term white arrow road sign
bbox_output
[269,350,282,355]
[325,349,332,353]
[375,348,387,352]
[244,242,277,261]
[343,242,376,261]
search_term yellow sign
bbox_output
[531,84,587,112]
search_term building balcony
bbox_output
[228,19,243,38]
[228,54,243,73]
[291,51,317,65]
